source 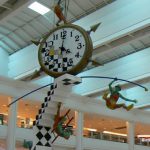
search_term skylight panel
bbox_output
[28,1,51,15]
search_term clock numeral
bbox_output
[75,52,81,58]
[70,31,73,37]
[61,30,67,39]
[75,35,80,42]
[77,43,82,49]
[53,34,58,40]
[45,49,49,56]
[58,63,65,68]
[48,41,54,47]
[68,58,73,66]
[46,56,51,62]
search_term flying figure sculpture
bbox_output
[103,78,137,111]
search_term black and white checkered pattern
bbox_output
[32,75,82,150]
[32,84,57,150]
[62,78,81,85]
[33,125,51,147]
[42,47,73,72]
[34,84,57,125]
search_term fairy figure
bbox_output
[53,102,72,139]
[103,78,137,111]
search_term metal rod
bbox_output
[8,83,53,107]
[80,76,148,91]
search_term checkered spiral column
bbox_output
[31,74,82,150]
[31,84,57,150]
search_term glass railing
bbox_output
[0,113,35,129]
[83,131,150,147]
[84,131,127,143]
[0,139,32,150]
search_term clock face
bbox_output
[38,24,93,77]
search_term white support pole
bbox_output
[75,111,83,150]
[126,121,135,150]
[6,97,17,150]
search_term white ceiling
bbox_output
[93,26,150,64]
[0,0,149,68]
[0,0,115,54]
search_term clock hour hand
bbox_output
[59,36,71,54]
[59,46,71,54]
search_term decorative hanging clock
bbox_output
[38,23,93,77]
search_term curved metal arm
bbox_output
[120,94,137,103]
[109,79,117,93]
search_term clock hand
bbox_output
[59,35,66,54]
[60,36,71,54]
[61,38,64,47]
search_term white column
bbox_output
[75,111,83,150]
[7,97,17,150]
[126,121,135,150]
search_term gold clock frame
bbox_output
[38,23,93,78]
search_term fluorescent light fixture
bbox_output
[137,135,150,138]
[84,128,97,132]
[28,1,50,15]
[103,131,127,137]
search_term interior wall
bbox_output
[0,48,8,77]
[8,44,39,78]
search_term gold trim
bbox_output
[38,23,93,77]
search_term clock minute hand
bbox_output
[61,38,64,47]
[59,36,66,54]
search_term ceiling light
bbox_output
[103,131,127,137]
[0,113,8,116]
[28,1,51,15]
[84,128,97,132]
[137,135,150,138]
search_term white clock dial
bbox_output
[38,24,93,77]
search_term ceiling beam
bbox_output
[0,74,150,125]
[92,26,150,59]
[0,25,28,43]
[0,0,35,24]
[7,19,42,37]
[0,45,9,53]
[0,75,48,102]
[72,0,87,15]
[0,3,12,10]
[0,0,8,6]
[0,40,15,53]
[0,31,22,49]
